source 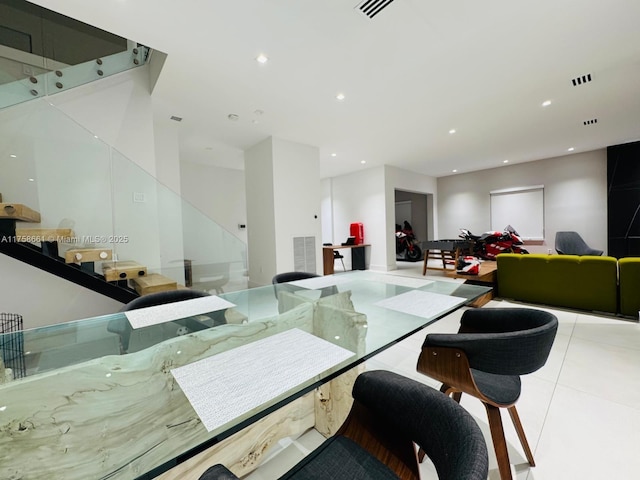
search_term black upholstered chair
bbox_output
[417,308,558,480]
[107,289,223,354]
[555,231,603,256]
[198,370,489,480]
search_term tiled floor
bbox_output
[246,261,640,479]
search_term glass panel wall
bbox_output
[0,99,247,297]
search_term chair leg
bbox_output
[508,406,535,467]
[340,257,346,271]
[439,384,462,403]
[485,404,512,480]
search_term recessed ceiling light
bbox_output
[227,114,239,121]
[360,160,366,164]
[449,129,456,134]
[28,178,35,182]
[503,160,509,163]
[568,147,575,152]
[452,169,458,173]
[336,93,345,101]
[331,153,337,157]
[9,154,16,158]
[542,100,552,107]
[256,54,268,64]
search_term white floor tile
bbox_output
[572,313,640,351]
[529,384,640,480]
[558,336,640,410]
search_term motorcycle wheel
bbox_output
[405,245,423,262]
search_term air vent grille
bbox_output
[170,116,183,122]
[583,118,598,126]
[355,0,396,19]
[572,74,592,86]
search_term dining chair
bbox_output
[324,243,346,271]
[417,307,558,480]
[198,370,489,480]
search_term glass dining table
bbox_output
[0,271,491,480]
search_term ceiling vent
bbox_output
[572,73,592,86]
[355,0,396,19]
[583,118,598,125]
[170,116,183,122]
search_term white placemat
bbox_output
[289,274,353,290]
[171,328,355,432]
[374,290,466,319]
[124,296,236,329]
[362,273,434,289]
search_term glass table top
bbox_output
[0,271,491,479]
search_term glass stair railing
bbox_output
[0,42,149,110]
[0,98,248,302]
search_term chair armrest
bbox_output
[198,464,239,480]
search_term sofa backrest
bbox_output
[497,254,618,314]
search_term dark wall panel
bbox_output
[608,141,640,258]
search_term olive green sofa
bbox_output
[618,258,640,317]
[497,254,619,315]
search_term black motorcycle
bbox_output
[396,221,423,262]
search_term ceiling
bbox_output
[29,0,640,179]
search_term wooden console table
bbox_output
[323,244,370,275]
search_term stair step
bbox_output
[131,273,177,295]
[0,203,41,223]
[102,261,147,282]
[15,228,75,242]
[65,248,113,264]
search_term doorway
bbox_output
[394,190,433,244]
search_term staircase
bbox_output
[0,199,180,302]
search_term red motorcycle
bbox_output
[395,221,423,262]
[459,225,528,260]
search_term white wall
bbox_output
[437,149,608,253]
[179,161,247,244]
[272,138,322,274]
[0,254,123,329]
[245,138,277,286]
[53,66,157,175]
[179,160,248,284]
[245,137,321,285]
[326,167,386,270]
